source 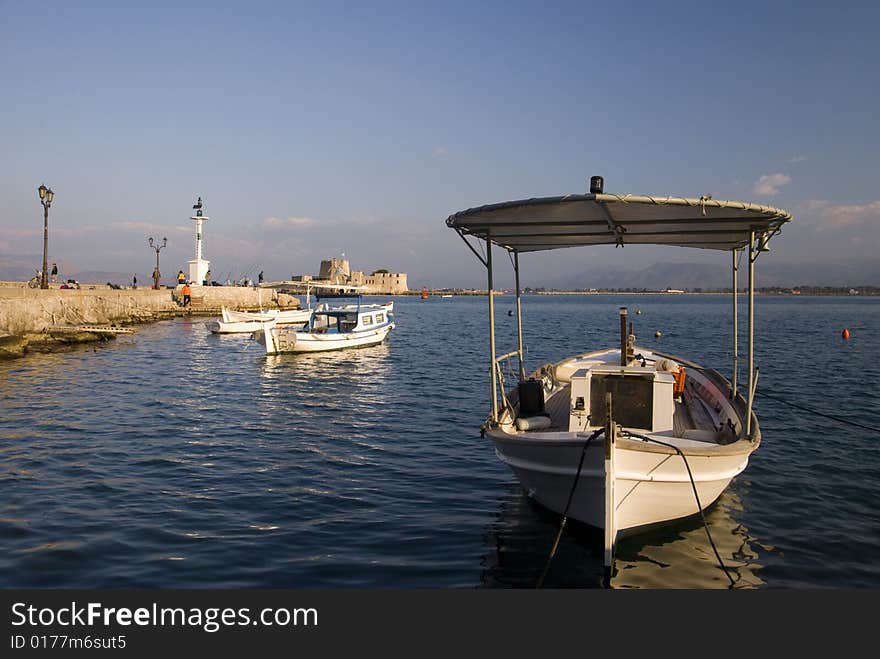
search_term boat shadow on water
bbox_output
[481,484,767,589]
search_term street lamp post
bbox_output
[37,184,55,289]
[148,236,168,289]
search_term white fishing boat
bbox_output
[255,299,394,354]
[446,175,792,582]
[221,307,311,323]
[205,307,315,334]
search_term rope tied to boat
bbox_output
[621,430,737,588]
[536,426,605,589]
[756,390,879,433]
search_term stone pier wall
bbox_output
[0,289,179,335]
[170,285,299,314]
[0,285,300,358]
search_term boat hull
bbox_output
[222,308,312,323]
[207,319,272,334]
[261,323,394,354]
[208,309,312,334]
[490,431,755,532]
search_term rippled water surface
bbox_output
[1,295,878,588]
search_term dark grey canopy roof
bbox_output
[446,193,792,252]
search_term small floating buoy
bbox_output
[842,328,850,339]
[508,310,514,316]
[636,309,642,315]
[655,331,662,338]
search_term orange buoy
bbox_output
[842,328,850,339]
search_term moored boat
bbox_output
[254,299,394,354]
[205,307,315,334]
[446,175,792,582]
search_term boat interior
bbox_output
[502,348,745,447]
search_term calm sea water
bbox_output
[1,295,878,588]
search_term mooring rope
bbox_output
[756,390,878,433]
[621,431,737,588]
[536,427,605,589]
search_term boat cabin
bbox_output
[308,306,389,334]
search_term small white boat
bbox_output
[255,300,394,354]
[205,307,315,334]
[446,175,793,583]
[221,307,312,323]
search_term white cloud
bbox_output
[800,199,880,231]
[822,201,880,229]
[800,199,829,214]
[788,155,807,163]
[263,216,317,229]
[752,173,791,196]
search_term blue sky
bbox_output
[2,0,878,286]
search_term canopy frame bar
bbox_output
[448,193,791,253]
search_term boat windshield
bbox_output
[311,311,359,333]
[338,313,358,333]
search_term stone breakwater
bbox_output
[0,284,299,359]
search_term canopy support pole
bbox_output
[487,234,498,423]
[514,251,525,381]
[732,250,739,397]
[603,393,616,588]
[746,231,755,437]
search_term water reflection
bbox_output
[613,490,766,589]
[259,344,392,416]
[481,484,605,588]
[481,485,765,589]
[261,342,391,382]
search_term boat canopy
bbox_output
[446,193,792,252]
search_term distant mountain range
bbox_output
[2,253,879,290]
[538,260,880,290]
[0,255,158,286]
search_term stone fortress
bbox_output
[318,257,408,294]
[293,257,408,295]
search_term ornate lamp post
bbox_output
[148,236,168,289]
[37,184,55,289]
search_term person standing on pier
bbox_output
[181,282,192,307]
[132,274,137,289]
[51,263,58,283]
[177,270,186,286]
[258,271,264,284]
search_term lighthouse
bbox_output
[187,196,211,285]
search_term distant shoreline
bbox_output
[414,288,879,297]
